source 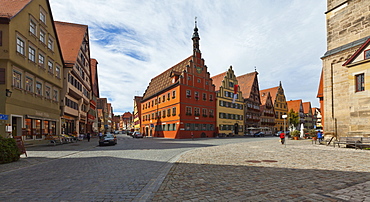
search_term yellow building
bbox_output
[212,66,244,136]
[0,0,64,139]
[342,38,370,136]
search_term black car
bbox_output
[99,133,117,146]
[253,132,265,137]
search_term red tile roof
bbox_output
[0,0,31,19]
[302,102,311,114]
[143,55,192,100]
[123,112,132,118]
[260,86,279,104]
[287,99,302,113]
[237,72,257,99]
[317,69,323,98]
[54,21,88,65]
[260,91,270,105]
[211,72,226,91]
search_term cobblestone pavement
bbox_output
[0,134,263,201]
[152,139,370,202]
[1,136,369,201]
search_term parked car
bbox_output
[132,132,143,138]
[275,131,290,138]
[253,132,265,137]
[99,133,117,146]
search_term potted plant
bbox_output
[309,129,318,140]
[291,130,300,140]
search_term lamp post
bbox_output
[282,114,287,147]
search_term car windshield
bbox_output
[105,134,114,138]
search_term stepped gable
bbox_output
[237,72,257,99]
[54,21,87,65]
[0,0,31,19]
[142,55,192,100]
[260,87,278,104]
[211,72,226,91]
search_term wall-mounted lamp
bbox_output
[6,89,12,97]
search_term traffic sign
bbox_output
[0,114,8,120]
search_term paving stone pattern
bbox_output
[1,136,369,201]
[152,139,370,202]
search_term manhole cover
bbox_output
[246,160,261,163]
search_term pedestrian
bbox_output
[99,132,103,140]
[317,130,323,143]
[280,132,285,145]
[87,132,91,142]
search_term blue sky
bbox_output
[50,0,327,114]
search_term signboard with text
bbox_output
[0,114,8,120]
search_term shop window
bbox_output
[35,119,42,139]
[25,118,33,139]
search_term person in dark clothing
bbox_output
[86,133,91,142]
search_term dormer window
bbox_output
[365,50,370,59]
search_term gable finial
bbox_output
[195,16,197,28]
[254,66,257,72]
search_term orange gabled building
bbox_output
[140,22,216,139]
[286,99,305,129]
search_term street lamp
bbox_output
[6,89,12,97]
[282,114,287,147]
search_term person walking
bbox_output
[86,132,91,142]
[280,132,285,145]
[317,130,323,143]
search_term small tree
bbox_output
[288,109,299,130]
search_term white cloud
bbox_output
[49,0,326,114]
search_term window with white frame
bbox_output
[48,60,53,74]
[48,37,53,50]
[186,90,191,97]
[16,37,25,55]
[40,10,46,24]
[40,29,45,43]
[28,46,35,62]
[55,65,60,78]
[13,70,22,88]
[45,85,51,99]
[38,53,45,68]
[36,81,42,96]
[25,76,33,92]
[29,19,36,35]
[53,89,58,102]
